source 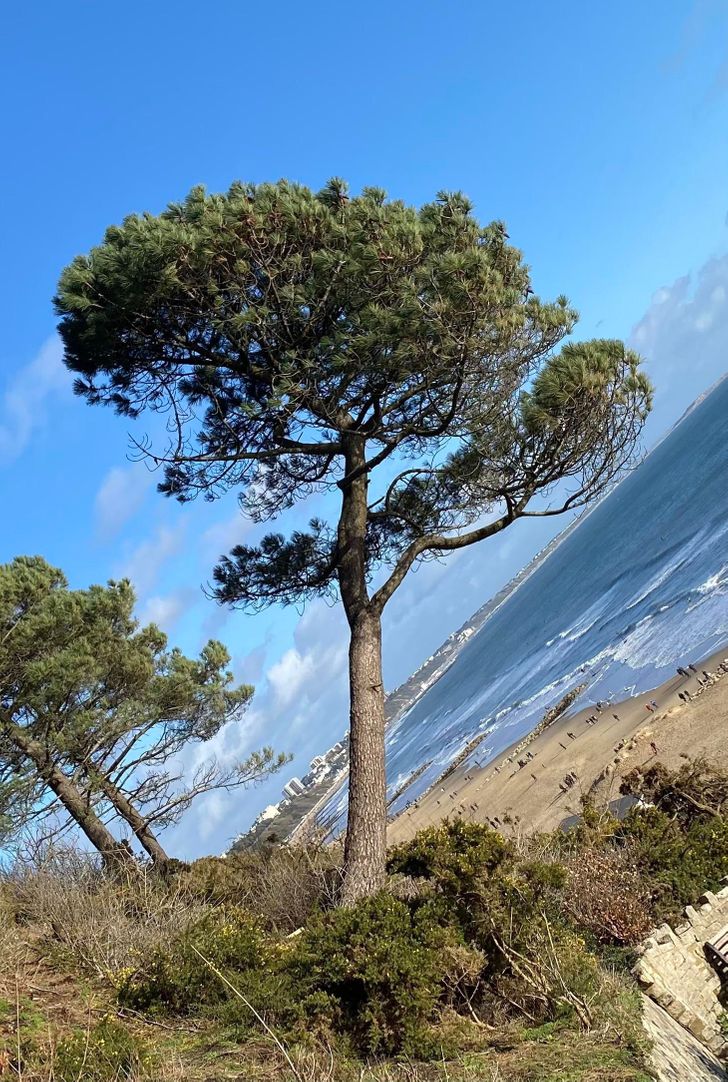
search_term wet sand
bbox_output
[387,645,728,845]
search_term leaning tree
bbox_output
[55,179,652,901]
[0,556,286,867]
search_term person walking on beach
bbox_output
[650,741,658,756]
[567,731,576,740]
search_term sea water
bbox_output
[323,378,728,828]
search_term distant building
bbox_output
[310,754,326,770]
[282,777,305,799]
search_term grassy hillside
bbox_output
[2,759,727,1081]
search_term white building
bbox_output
[282,777,305,800]
[310,755,326,771]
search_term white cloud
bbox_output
[0,338,71,464]
[116,522,186,599]
[137,588,199,633]
[95,463,154,539]
[628,252,728,433]
[196,792,227,843]
[162,700,266,848]
[267,648,318,712]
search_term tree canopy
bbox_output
[0,556,285,864]
[56,180,651,612]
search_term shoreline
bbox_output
[387,642,728,845]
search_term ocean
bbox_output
[322,376,728,829]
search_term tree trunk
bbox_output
[337,432,388,905]
[7,725,135,871]
[341,607,387,905]
[97,776,171,866]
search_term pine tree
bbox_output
[0,556,286,865]
[55,179,652,900]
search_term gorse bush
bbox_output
[8,789,724,1074]
[113,820,648,1055]
[616,759,728,920]
[387,819,513,898]
[293,892,454,1056]
[5,804,707,1079]
[389,821,566,963]
[117,906,273,1015]
[118,893,453,1055]
[617,805,728,920]
[54,1019,149,1082]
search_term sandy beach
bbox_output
[387,644,728,846]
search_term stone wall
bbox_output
[643,996,727,1081]
[635,884,728,1060]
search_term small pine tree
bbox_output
[0,556,286,865]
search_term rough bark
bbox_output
[338,433,388,904]
[341,608,387,904]
[6,724,135,871]
[98,776,171,866]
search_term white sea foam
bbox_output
[696,563,728,596]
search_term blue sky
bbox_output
[2,1,728,856]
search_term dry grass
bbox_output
[3,847,208,980]
[177,844,344,933]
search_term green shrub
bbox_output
[54,1019,149,1081]
[388,819,513,898]
[293,891,452,1056]
[618,806,728,919]
[388,820,565,930]
[388,820,574,1024]
[117,906,272,1014]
